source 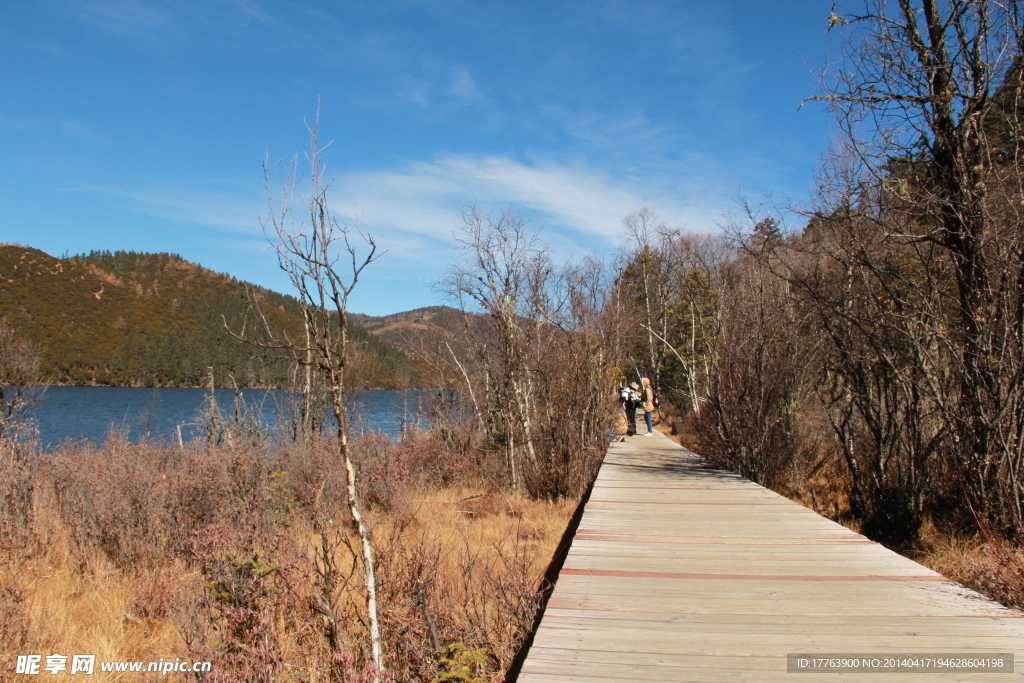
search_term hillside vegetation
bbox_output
[350,305,493,372]
[0,245,409,388]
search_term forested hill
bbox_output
[0,245,409,388]
[349,305,491,364]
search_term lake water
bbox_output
[21,387,431,449]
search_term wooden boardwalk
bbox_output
[516,431,1024,682]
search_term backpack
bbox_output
[652,389,660,409]
[619,386,640,408]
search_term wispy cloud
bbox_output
[67,151,730,261]
[54,0,276,49]
[448,69,483,105]
[62,0,176,36]
[0,116,44,134]
[1,116,102,143]
[67,185,262,233]
[394,67,487,110]
[334,154,729,250]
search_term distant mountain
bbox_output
[349,306,492,381]
[351,306,485,352]
[0,245,407,388]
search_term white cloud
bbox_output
[448,69,483,104]
[69,185,262,233]
[333,154,727,249]
[68,154,732,271]
[395,68,487,109]
[60,154,737,317]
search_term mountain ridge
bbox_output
[0,244,426,388]
[349,306,491,372]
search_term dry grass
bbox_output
[376,487,575,669]
[0,434,577,682]
[913,523,1024,612]
[0,553,186,681]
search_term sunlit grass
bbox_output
[0,438,577,682]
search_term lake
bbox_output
[21,387,431,449]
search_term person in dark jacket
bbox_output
[619,382,641,436]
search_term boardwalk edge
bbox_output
[503,445,607,682]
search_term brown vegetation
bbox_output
[438,204,626,501]
[0,431,574,681]
[7,6,1024,675]
[626,1,1024,612]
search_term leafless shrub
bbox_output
[806,0,1024,539]
[180,523,292,683]
[0,581,30,668]
[0,418,575,681]
[0,448,39,553]
[198,374,273,449]
[0,319,43,444]
[440,206,622,500]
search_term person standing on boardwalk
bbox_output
[620,382,641,436]
[641,377,655,436]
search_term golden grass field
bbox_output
[0,436,579,682]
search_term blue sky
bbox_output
[1,1,837,315]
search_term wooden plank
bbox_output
[514,432,1024,682]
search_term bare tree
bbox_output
[542,254,629,496]
[660,232,729,415]
[619,208,674,390]
[235,107,386,678]
[0,320,42,444]
[441,205,548,491]
[441,205,615,498]
[810,0,1024,534]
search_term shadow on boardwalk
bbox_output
[513,431,1024,683]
